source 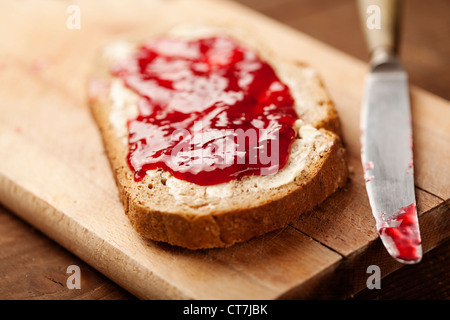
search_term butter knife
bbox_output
[358,0,422,264]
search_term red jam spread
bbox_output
[112,36,298,186]
[379,203,422,262]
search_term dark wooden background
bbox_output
[0,0,449,300]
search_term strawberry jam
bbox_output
[112,36,298,186]
[379,203,422,263]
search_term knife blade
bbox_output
[358,0,422,264]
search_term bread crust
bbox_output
[87,26,349,249]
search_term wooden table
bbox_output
[0,0,448,300]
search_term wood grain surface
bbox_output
[0,0,448,300]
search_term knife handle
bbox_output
[358,0,401,61]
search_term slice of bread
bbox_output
[87,24,349,249]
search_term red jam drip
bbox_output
[379,203,422,262]
[112,36,298,186]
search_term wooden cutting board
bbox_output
[0,0,448,299]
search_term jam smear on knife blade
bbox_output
[379,203,422,262]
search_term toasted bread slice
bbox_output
[87,25,348,249]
